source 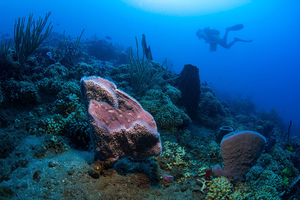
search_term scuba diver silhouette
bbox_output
[196,24,252,51]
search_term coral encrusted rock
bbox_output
[212,130,266,183]
[80,76,162,163]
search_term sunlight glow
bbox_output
[122,0,251,16]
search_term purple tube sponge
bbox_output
[212,130,266,183]
[162,175,174,183]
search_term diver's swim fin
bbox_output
[234,37,253,42]
[226,24,244,31]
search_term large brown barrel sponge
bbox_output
[80,76,162,163]
[212,130,266,183]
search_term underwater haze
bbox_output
[1,0,299,135]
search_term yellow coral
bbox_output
[42,117,65,135]
[197,165,209,177]
[228,183,251,200]
[252,186,281,200]
[206,177,233,200]
[161,141,187,169]
[160,141,199,183]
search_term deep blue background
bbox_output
[1,0,299,135]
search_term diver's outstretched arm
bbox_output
[196,29,209,42]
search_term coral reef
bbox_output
[138,89,191,133]
[231,94,255,116]
[0,23,299,199]
[86,38,126,64]
[4,79,41,105]
[197,87,230,129]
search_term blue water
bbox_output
[1,0,299,135]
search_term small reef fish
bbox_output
[286,145,294,151]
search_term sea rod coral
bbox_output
[80,76,162,163]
